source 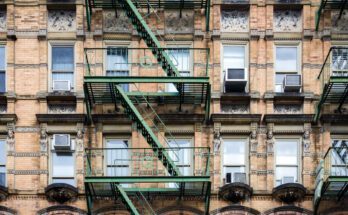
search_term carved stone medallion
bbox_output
[221,10,249,32]
[274,104,302,114]
[165,10,194,34]
[48,10,76,32]
[221,104,249,114]
[103,10,132,33]
[274,10,302,32]
[48,104,76,114]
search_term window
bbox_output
[275,46,299,92]
[106,47,129,92]
[223,139,247,184]
[167,48,191,92]
[331,48,348,76]
[331,139,348,176]
[51,135,75,186]
[275,139,299,186]
[51,46,74,91]
[223,45,248,93]
[0,139,6,186]
[167,139,192,176]
[0,47,5,93]
[105,139,129,177]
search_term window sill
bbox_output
[272,183,306,203]
[219,182,253,203]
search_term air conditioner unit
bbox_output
[233,172,247,183]
[282,176,295,184]
[283,74,301,92]
[53,80,71,91]
[224,68,248,93]
[53,134,71,151]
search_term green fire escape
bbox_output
[84,0,211,214]
[314,47,348,122]
[315,0,348,31]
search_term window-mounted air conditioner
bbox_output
[224,68,248,93]
[283,74,301,92]
[233,172,247,183]
[282,176,295,184]
[53,80,71,91]
[53,134,71,151]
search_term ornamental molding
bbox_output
[0,10,6,32]
[48,104,76,114]
[274,104,302,114]
[274,10,302,32]
[7,152,41,157]
[103,10,132,33]
[15,126,40,133]
[221,10,249,32]
[221,104,249,114]
[7,170,48,175]
[48,10,76,32]
[332,11,348,32]
[165,10,194,34]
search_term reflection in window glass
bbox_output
[275,47,297,72]
[223,139,246,183]
[106,48,129,91]
[51,46,74,90]
[0,140,5,186]
[52,152,75,186]
[0,47,5,93]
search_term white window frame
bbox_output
[104,137,131,177]
[48,41,76,92]
[0,138,6,187]
[0,45,6,93]
[274,137,301,186]
[221,137,249,185]
[167,137,194,176]
[274,43,301,93]
[49,135,76,186]
[330,44,348,76]
[221,43,249,92]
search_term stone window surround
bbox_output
[221,41,249,93]
[273,41,302,93]
[48,41,76,93]
[274,136,302,186]
[221,136,249,185]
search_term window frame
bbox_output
[104,137,131,177]
[274,137,301,186]
[166,137,194,176]
[221,42,249,92]
[0,138,6,187]
[49,134,76,186]
[0,45,6,93]
[48,41,76,92]
[274,43,301,93]
[221,137,249,184]
[330,44,348,76]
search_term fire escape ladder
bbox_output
[115,184,141,215]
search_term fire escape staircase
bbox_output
[315,0,348,31]
[84,0,211,214]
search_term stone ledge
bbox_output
[36,114,86,123]
[211,114,261,123]
[264,114,314,123]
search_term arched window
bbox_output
[263,206,312,215]
[209,205,260,215]
[156,205,204,215]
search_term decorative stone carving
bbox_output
[221,10,249,32]
[6,128,15,152]
[250,123,258,153]
[219,183,253,203]
[0,185,8,201]
[48,10,76,32]
[103,10,132,33]
[76,128,84,152]
[0,10,6,32]
[272,183,306,203]
[45,183,78,204]
[213,129,222,153]
[274,104,302,114]
[40,125,48,153]
[266,124,274,153]
[303,124,311,153]
[221,104,249,114]
[0,104,6,113]
[48,104,76,114]
[165,10,194,34]
[274,10,302,32]
[332,11,348,32]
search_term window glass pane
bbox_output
[276,140,298,165]
[0,140,5,165]
[52,47,74,71]
[0,72,5,93]
[332,48,348,71]
[275,166,298,186]
[52,178,75,186]
[223,166,246,183]
[106,140,129,177]
[0,166,5,186]
[0,47,5,70]
[106,70,129,91]
[107,48,128,71]
[223,140,245,165]
[224,46,245,69]
[275,47,297,72]
[52,153,74,177]
[169,49,190,72]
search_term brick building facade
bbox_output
[0,0,347,214]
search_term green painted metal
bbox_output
[206,0,210,32]
[116,184,141,215]
[315,3,324,31]
[114,85,181,177]
[85,176,210,183]
[84,76,209,83]
[204,182,211,215]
